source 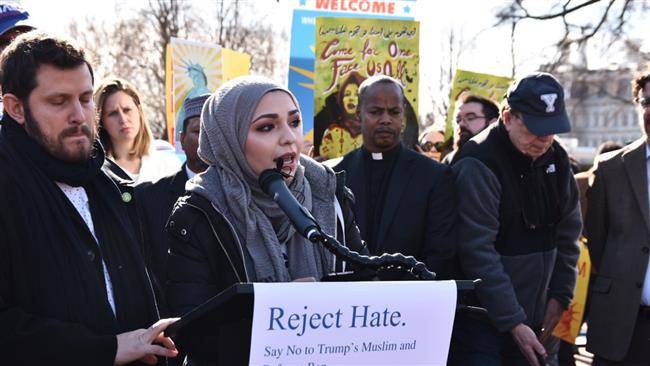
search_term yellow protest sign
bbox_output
[314,17,419,159]
[553,237,591,343]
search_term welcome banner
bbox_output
[288,0,416,145]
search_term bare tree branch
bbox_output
[573,0,615,43]
[612,0,632,36]
[497,0,601,22]
[509,20,517,77]
[496,0,647,74]
[429,28,466,131]
[68,1,285,138]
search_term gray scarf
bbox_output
[188,76,336,282]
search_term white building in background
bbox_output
[561,68,642,147]
[555,67,643,165]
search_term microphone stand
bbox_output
[306,230,436,281]
[308,217,485,316]
[260,163,435,281]
[259,164,485,315]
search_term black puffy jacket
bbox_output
[165,171,366,365]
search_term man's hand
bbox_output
[114,318,180,365]
[539,297,564,344]
[510,323,546,366]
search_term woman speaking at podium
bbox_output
[165,76,366,364]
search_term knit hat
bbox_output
[182,93,210,126]
[0,3,33,37]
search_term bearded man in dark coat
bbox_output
[0,32,178,365]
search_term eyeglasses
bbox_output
[456,114,487,124]
[419,140,446,153]
[636,97,650,108]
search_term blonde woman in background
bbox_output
[94,77,180,183]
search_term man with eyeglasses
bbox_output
[584,68,650,365]
[442,94,499,164]
[448,72,581,366]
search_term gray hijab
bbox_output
[187,75,336,282]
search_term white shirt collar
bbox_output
[185,164,197,179]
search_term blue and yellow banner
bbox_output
[165,38,250,146]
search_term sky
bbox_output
[19,0,521,74]
[16,0,649,118]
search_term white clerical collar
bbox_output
[371,152,383,160]
[185,164,197,179]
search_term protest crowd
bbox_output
[1,2,649,366]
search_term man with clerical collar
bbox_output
[449,72,581,366]
[334,74,457,279]
[0,32,178,364]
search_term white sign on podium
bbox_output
[249,280,457,366]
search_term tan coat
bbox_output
[585,137,650,361]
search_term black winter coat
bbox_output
[0,129,160,365]
[165,171,365,365]
[135,166,189,316]
[334,144,458,279]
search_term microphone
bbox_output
[257,160,437,281]
[258,167,322,242]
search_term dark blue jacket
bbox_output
[452,122,581,331]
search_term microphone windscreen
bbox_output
[258,169,284,195]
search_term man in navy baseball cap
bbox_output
[496,72,572,160]
[506,72,571,137]
[448,71,580,366]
